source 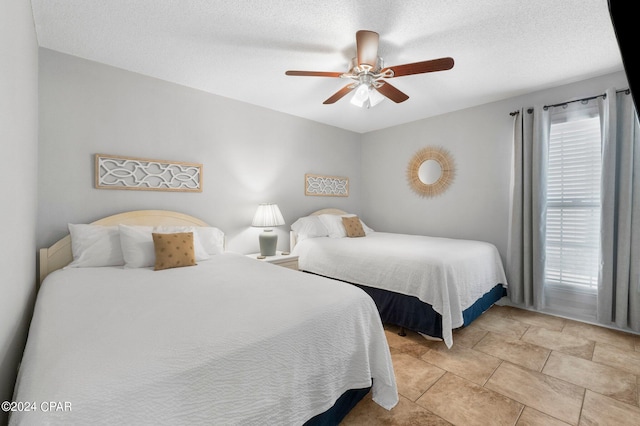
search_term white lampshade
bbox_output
[251,203,285,228]
[350,84,370,107]
[368,86,385,107]
[350,83,385,109]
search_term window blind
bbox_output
[545,113,601,291]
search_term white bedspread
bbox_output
[292,232,508,348]
[10,253,397,425]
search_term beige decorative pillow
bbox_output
[342,216,366,238]
[152,232,197,271]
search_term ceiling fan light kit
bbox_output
[350,83,385,108]
[285,30,454,108]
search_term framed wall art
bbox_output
[95,154,203,192]
[305,174,349,197]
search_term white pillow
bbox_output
[154,226,224,256]
[119,225,210,268]
[359,217,374,234]
[66,224,125,268]
[194,227,225,255]
[291,216,329,242]
[118,225,156,268]
[317,214,374,238]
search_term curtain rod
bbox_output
[509,88,630,116]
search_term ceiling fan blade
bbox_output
[323,85,355,104]
[285,70,344,77]
[356,30,379,67]
[382,57,454,77]
[375,81,409,103]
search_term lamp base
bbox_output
[259,229,278,256]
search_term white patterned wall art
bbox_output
[95,154,203,192]
[305,174,349,197]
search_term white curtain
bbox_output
[598,88,640,331]
[507,107,551,310]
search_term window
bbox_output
[545,103,601,295]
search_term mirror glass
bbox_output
[407,146,455,197]
[418,159,442,184]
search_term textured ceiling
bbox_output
[30,0,624,133]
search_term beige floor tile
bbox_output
[397,343,435,359]
[391,352,446,402]
[471,310,530,339]
[562,320,636,351]
[451,325,488,348]
[416,372,523,426]
[487,304,516,317]
[389,346,402,356]
[592,342,640,376]
[420,343,501,385]
[580,390,640,426]
[384,326,414,349]
[384,328,432,358]
[353,306,640,425]
[516,407,571,426]
[485,362,584,425]
[542,351,637,405]
[507,308,566,332]
[521,326,595,359]
[473,332,550,371]
[340,393,452,426]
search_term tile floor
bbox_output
[341,305,640,426]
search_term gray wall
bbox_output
[38,49,362,254]
[0,1,39,423]
[360,71,629,262]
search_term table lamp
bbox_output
[251,203,285,257]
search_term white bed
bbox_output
[11,210,397,425]
[290,209,508,348]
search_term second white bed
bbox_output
[292,231,508,348]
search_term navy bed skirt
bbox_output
[304,386,371,425]
[354,282,507,338]
[303,271,506,339]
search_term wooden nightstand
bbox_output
[246,251,299,270]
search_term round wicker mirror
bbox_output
[407,146,455,197]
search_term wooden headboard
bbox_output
[289,208,348,250]
[39,210,211,284]
[308,208,347,216]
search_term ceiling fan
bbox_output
[285,30,454,108]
